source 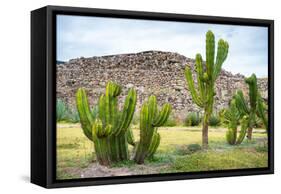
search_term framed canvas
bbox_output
[31,5,274,188]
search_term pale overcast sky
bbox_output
[57,15,268,77]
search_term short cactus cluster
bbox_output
[222,73,268,145]
[76,82,137,165]
[76,82,171,165]
[223,99,248,145]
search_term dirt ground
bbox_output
[66,163,168,178]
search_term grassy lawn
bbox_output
[56,123,268,179]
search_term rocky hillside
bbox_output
[57,51,267,118]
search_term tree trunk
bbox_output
[247,127,253,140]
[202,112,209,149]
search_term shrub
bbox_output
[175,144,202,155]
[187,144,202,153]
[174,146,190,155]
[209,114,221,126]
[255,143,268,153]
[57,98,85,123]
[67,109,80,123]
[184,112,201,126]
[56,99,68,122]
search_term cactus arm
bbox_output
[112,83,122,97]
[244,74,258,140]
[93,118,112,138]
[206,30,215,79]
[195,54,206,98]
[257,94,268,131]
[226,128,236,145]
[110,82,122,130]
[153,104,172,127]
[146,132,160,159]
[134,96,172,164]
[185,66,204,107]
[116,88,137,135]
[148,95,158,120]
[245,74,258,110]
[126,127,136,146]
[104,82,120,128]
[134,103,150,164]
[214,39,229,79]
[122,89,137,130]
[98,94,106,126]
[76,88,94,141]
[105,83,113,125]
[195,54,204,80]
[234,90,250,116]
[236,116,248,145]
[145,105,154,146]
[111,97,119,130]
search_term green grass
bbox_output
[164,148,267,173]
[56,123,268,179]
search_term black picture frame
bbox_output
[31,5,274,188]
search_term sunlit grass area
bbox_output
[56,123,268,179]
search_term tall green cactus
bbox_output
[185,30,229,148]
[234,74,258,140]
[76,81,137,166]
[223,99,248,145]
[134,95,171,164]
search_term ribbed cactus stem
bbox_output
[134,95,171,164]
[185,30,229,149]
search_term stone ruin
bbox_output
[57,50,268,119]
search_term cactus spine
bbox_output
[134,95,171,164]
[76,81,137,166]
[234,74,258,140]
[224,99,248,145]
[185,30,229,148]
